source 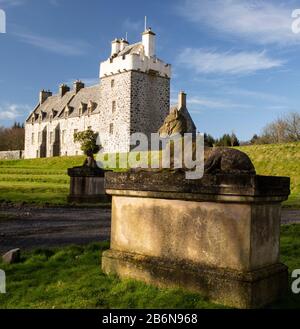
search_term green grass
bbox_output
[0,225,300,309]
[0,156,85,205]
[0,142,299,206]
[238,142,300,208]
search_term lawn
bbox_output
[0,224,299,309]
[0,156,85,205]
[0,142,299,207]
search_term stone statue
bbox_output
[158,113,256,175]
[159,108,187,137]
[204,147,256,174]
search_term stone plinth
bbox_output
[67,166,110,203]
[102,171,290,308]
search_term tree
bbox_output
[0,123,25,151]
[204,133,215,147]
[260,112,300,144]
[250,134,259,144]
[73,128,101,167]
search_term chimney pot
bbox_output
[178,91,187,109]
[73,80,85,94]
[59,84,70,97]
[39,90,52,105]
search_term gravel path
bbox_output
[0,206,299,254]
[0,206,111,254]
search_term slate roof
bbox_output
[27,84,101,123]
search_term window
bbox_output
[112,101,116,113]
[38,115,42,124]
[31,116,35,125]
[87,126,92,130]
[79,108,82,117]
[31,133,35,145]
[73,129,78,142]
[38,132,41,143]
[50,132,53,144]
[49,114,53,123]
[62,130,66,144]
[64,110,68,119]
[111,79,115,88]
[109,123,114,134]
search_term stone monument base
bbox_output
[67,166,110,204]
[102,250,287,309]
[102,171,290,309]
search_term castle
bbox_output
[24,28,196,159]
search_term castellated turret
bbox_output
[24,27,195,159]
[100,28,171,79]
[98,27,172,152]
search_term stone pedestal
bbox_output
[67,166,110,203]
[102,171,290,308]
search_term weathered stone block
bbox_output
[67,166,110,203]
[102,171,290,308]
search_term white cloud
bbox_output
[65,77,99,86]
[123,18,143,32]
[222,87,288,103]
[178,0,300,46]
[171,95,250,111]
[0,0,26,6]
[14,31,90,56]
[0,103,30,121]
[177,48,283,75]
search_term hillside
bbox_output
[0,142,299,207]
[238,142,300,207]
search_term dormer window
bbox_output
[79,102,87,117]
[87,101,96,117]
[49,114,53,123]
[64,110,68,119]
[31,116,35,125]
[38,114,42,124]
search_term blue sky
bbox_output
[0,0,300,140]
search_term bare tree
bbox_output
[259,112,300,144]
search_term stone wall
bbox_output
[0,150,24,160]
[24,70,170,158]
[130,71,170,141]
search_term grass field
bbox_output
[0,224,299,309]
[0,142,299,206]
[0,156,85,205]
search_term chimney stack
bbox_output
[111,38,120,56]
[39,90,52,105]
[142,28,156,58]
[59,84,70,97]
[119,38,129,52]
[73,80,85,94]
[178,91,187,109]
